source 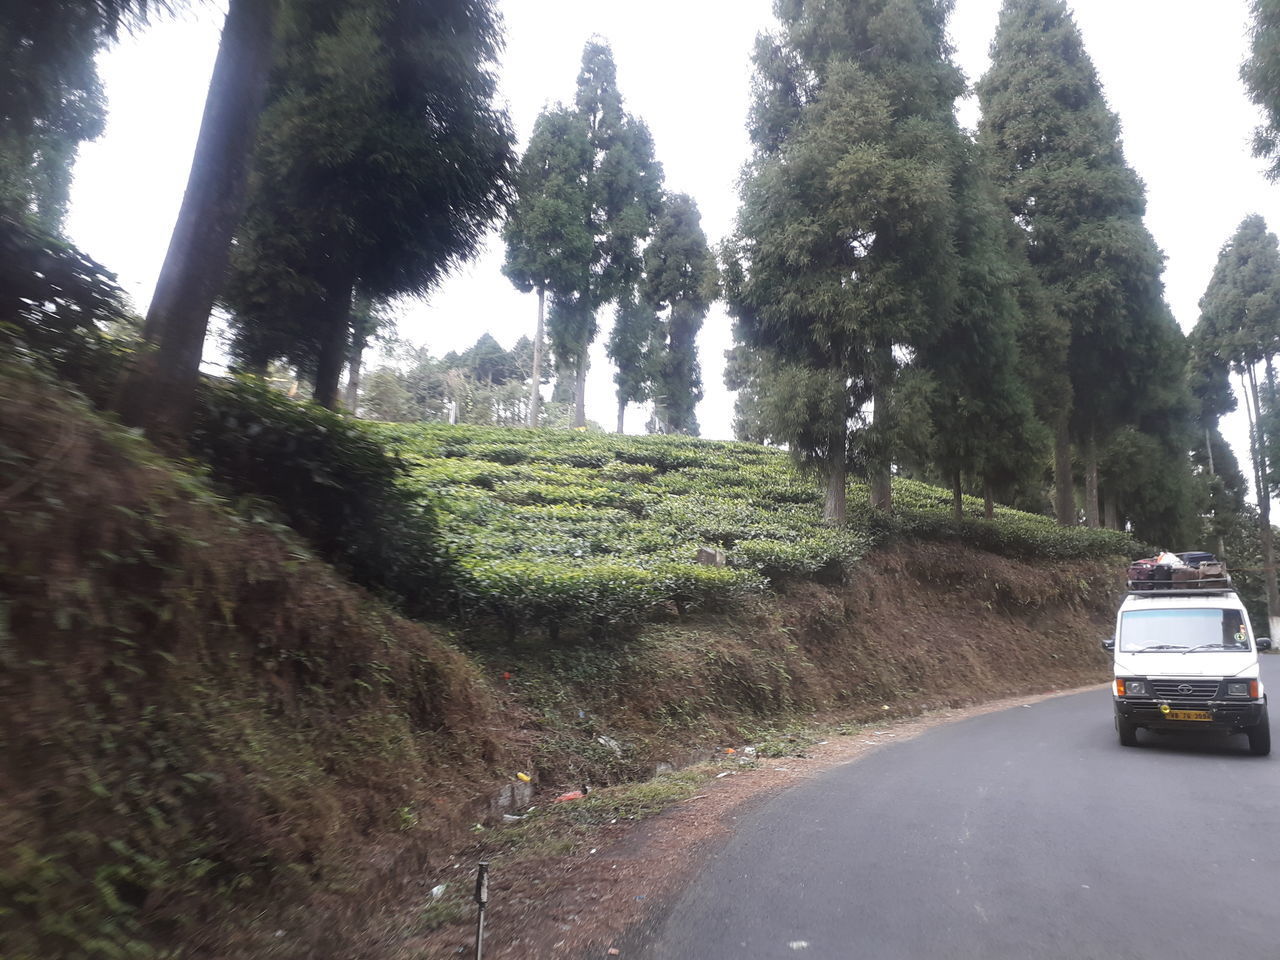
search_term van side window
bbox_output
[1223,611,1247,648]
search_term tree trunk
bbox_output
[823,458,847,526]
[952,470,963,522]
[616,397,625,435]
[983,480,994,520]
[1246,364,1280,621]
[573,357,587,428]
[313,282,354,409]
[868,385,892,512]
[527,287,545,427]
[115,0,277,443]
[1104,489,1119,530]
[1083,427,1100,528]
[343,332,365,413]
[1054,417,1073,526]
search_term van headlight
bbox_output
[1226,680,1257,697]
[1124,679,1149,697]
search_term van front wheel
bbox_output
[1117,717,1139,747]
[1248,708,1271,757]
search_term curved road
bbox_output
[641,660,1280,960]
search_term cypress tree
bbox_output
[552,40,663,428]
[502,107,595,426]
[1199,215,1280,623]
[918,143,1047,521]
[728,0,966,522]
[641,193,717,435]
[606,292,658,432]
[977,0,1175,528]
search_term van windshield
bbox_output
[1118,608,1250,653]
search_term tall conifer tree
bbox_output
[727,0,966,521]
[1198,215,1280,624]
[550,40,663,428]
[502,107,594,426]
[918,144,1046,520]
[640,193,716,435]
[977,0,1177,528]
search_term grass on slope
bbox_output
[372,423,1137,635]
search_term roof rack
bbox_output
[1125,575,1236,598]
[1125,588,1238,598]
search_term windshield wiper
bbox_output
[1134,644,1189,652]
[1183,643,1230,654]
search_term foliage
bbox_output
[1243,0,1280,181]
[534,39,664,425]
[358,335,538,426]
[642,193,717,435]
[911,143,1047,502]
[369,422,1138,634]
[727,0,967,518]
[223,0,515,403]
[1,212,131,365]
[977,0,1191,532]
[189,376,447,616]
[0,0,143,229]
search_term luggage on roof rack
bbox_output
[1126,553,1231,592]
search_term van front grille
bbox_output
[1150,679,1220,699]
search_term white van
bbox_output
[1105,586,1272,755]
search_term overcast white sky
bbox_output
[66,0,1280,493]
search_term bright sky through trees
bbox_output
[65,0,1280,492]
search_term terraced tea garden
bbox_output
[370,424,1138,634]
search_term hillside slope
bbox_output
[2,364,1124,959]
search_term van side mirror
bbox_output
[1102,638,1115,652]
[1258,637,1272,651]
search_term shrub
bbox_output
[190,377,447,615]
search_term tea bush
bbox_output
[369,423,1138,631]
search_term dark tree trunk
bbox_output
[313,281,354,409]
[527,287,545,427]
[952,470,963,522]
[616,397,625,434]
[983,480,994,521]
[573,357,587,428]
[1054,417,1074,526]
[115,0,277,443]
[1083,426,1100,528]
[1104,489,1119,530]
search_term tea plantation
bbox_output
[371,424,1139,633]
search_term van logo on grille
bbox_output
[1177,684,1194,694]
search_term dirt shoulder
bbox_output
[395,684,1104,959]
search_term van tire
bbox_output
[1117,718,1139,747]
[1248,708,1271,757]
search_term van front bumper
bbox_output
[1115,698,1265,731]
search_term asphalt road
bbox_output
[641,659,1280,960]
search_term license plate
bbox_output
[1166,710,1212,721]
